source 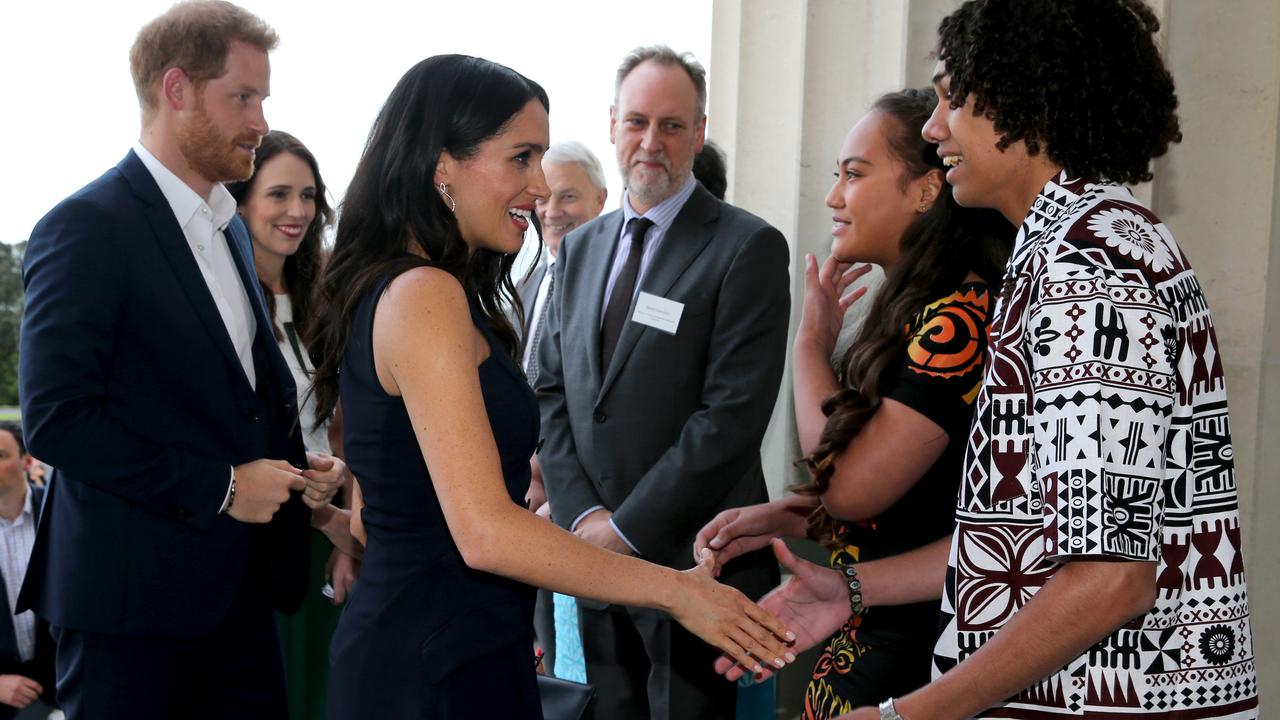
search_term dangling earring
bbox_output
[437,182,456,213]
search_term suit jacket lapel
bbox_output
[580,212,625,388]
[121,153,254,394]
[518,261,548,337]
[225,217,276,350]
[599,187,718,397]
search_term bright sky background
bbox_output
[0,0,712,244]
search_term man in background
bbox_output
[0,422,54,720]
[536,46,790,719]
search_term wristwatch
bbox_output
[879,697,906,720]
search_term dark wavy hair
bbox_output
[937,0,1181,184]
[309,55,548,429]
[227,130,332,344]
[793,89,1013,545]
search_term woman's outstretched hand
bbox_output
[712,539,850,682]
[692,496,816,574]
[796,253,873,357]
[668,549,798,675]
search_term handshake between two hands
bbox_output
[690,502,852,686]
[227,451,345,523]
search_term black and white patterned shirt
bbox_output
[933,172,1259,718]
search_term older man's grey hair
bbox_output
[544,141,607,191]
[614,45,707,119]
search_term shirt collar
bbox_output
[132,141,238,232]
[621,173,696,234]
[0,484,32,529]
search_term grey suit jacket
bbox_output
[535,183,790,600]
[515,260,550,345]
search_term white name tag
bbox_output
[631,292,684,335]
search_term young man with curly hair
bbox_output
[829,1,1260,718]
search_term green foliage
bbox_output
[0,243,23,407]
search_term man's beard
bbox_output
[177,100,259,184]
[622,151,691,208]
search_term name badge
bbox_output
[631,292,684,335]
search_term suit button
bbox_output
[176,507,195,523]
[245,408,260,421]
[593,411,607,423]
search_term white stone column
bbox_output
[1153,0,1280,701]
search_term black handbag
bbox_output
[537,673,596,720]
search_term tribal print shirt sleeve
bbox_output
[934,172,1258,719]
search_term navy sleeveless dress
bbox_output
[327,267,542,719]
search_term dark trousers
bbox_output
[51,575,287,720]
[580,604,735,720]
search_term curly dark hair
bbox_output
[793,89,1013,546]
[937,0,1181,185]
[227,130,333,345]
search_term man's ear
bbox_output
[161,67,191,111]
[693,114,707,154]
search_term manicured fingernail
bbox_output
[773,657,786,668]
[785,631,797,642]
[754,672,765,682]
[753,663,764,673]
[785,652,796,663]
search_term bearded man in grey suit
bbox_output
[535,45,790,720]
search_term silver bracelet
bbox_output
[879,697,906,720]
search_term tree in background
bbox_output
[0,243,23,407]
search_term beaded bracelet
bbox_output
[837,563,864,616]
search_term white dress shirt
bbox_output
[0,487,37,662]
[599,173,697,317]
[521,254,557,373]
[132,142,258,389]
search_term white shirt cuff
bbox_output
[609,518,641,555]
[569,505,605,532]
[219,466,235,513]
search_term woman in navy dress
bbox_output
[308,55,796,719]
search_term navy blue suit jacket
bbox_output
[16,150,309,639]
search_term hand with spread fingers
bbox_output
[797,253,873,358]
[670,549,798,677]
[713,539,848,683]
